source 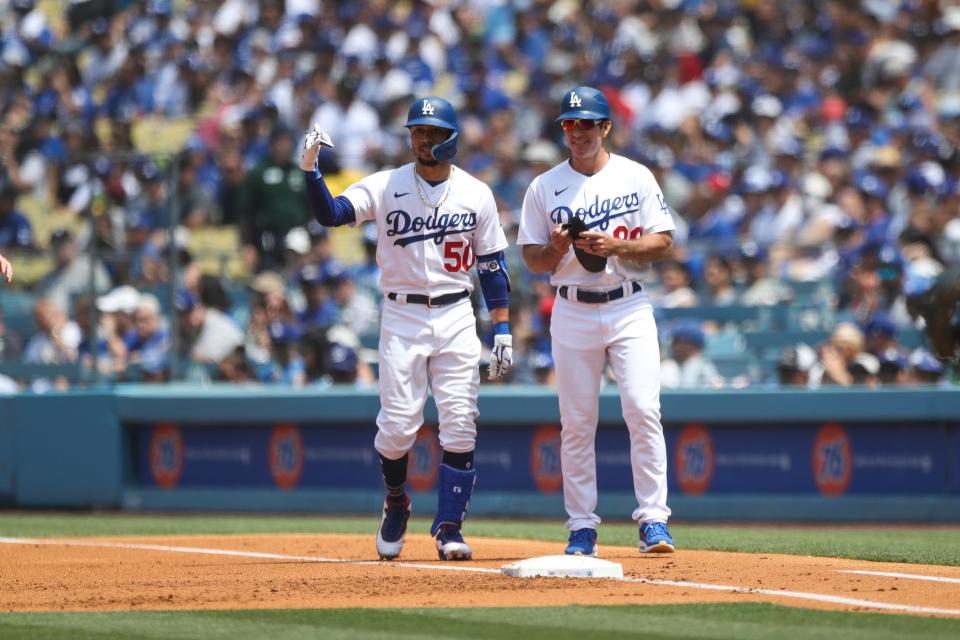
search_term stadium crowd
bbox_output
[0,0,958,391]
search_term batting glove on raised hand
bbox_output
[299,125,335,171]
[488,334,513,380]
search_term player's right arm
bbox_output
[300,126,357,227]
[521,228,572,273]
[517,178,571,273]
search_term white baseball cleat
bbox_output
[375,495,410,560]
[435,524,472,560]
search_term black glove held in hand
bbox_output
[563,216,607,273]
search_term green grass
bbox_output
[1,512,958,566]
[0,604,958,640]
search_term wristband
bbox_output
[493,322,510,335]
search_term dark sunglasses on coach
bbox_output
[560,118,604,131]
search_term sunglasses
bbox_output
[560,119,604,131]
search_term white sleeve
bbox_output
[341,171,390,224]
[472,190,508,256]
[517,177,551,246]
[638,169,676,235]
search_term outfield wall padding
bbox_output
[3,385,960,521]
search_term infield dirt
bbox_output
[1,534,959,617]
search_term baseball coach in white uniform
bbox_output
[517,86,676,557]
[300,96,513,561]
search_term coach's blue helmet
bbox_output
[405,96,459,162]
[556,86,611,122]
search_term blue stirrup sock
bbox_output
[430,463,477,536]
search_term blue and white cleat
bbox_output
[435,524,472,560]
[376,495,411,560]
[564,528,598,557]
[639,521,675,553]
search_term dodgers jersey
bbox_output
[342,163,508,295]
[517,153,676,291]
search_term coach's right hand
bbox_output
[300,125,335,171]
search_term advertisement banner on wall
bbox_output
[132,421,953,496]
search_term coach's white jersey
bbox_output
[343,163,508,295]
[517,153,676,293]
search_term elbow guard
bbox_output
[477,251,510,310]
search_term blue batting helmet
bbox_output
[405,96,459,162]
[556,86,611,121]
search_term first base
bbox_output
[501,555,624,579]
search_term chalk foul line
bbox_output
[838,569,960,585]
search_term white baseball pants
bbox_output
[551,293,671,531]
[374,297,481,460]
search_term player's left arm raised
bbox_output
[300,125,358,228]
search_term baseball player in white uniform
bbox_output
[518,86,675,556]
[300,96,513,561]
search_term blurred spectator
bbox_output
[173,151,216,228]
[216,345,256,384]
[175,287,244,366]
[322,339,375,388]
[125,293,170,382]
[818,322,867,387]
[127,161,172,231]
[197,274,232,315]
[0,184,33,249]
[23,298,79,366]
[654,259,698,308]
[877,348,909,386]
[530,351,555,386]
[327,342,359,385]
[216,148,247,226]
[326,264,378,338]
[74,293,115,378]
[94,285,142,376]
[660,321,722,389]
[239,126,309,272]
[35,228,112,312]
[309,75,381,173]
[862,312,902,357]
[263,320,305,387]
[348,221,382,302]
[48,121,96,218]
[295,264,337,331]
[777,343,818,388]
[702,255,737,305]
[848,352,881,387]
[301,326,330,385]
[281,226,312,282]
[908,348,946,386]
[738,242,791,306]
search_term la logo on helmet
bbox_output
[569,91,582,108]
[422,99,435,116]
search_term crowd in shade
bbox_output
[1,0,959,391]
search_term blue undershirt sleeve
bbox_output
[304,169,356,227]
[476,251,510,310]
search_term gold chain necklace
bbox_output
[414,165,454,209]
